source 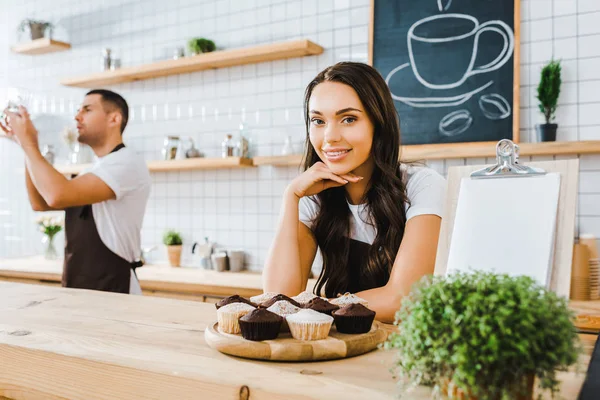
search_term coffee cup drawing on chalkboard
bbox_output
[385,12,514,137]
[409,14,513,89]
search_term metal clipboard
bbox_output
[434,139,579,298]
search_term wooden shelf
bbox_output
[60,39,324,88]
[55,157,253,175]
[146,157,253,172]
[11,38,71,55]
[253,154,303,166]
[400,140,600,160]
[253,141,600,166]
[54,163,92,175]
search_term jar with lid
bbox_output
[235,122,249,158]
[102,48,112,71]
[221,134,234,158]
[162,136,180,160]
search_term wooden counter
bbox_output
[0,256,317,302]
[0,283,596,400]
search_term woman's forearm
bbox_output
[262,188,304,295]
[355,285,403,324]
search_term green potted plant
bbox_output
[188,37,216,55]
[535,60,562,142]
[163,230,183,267]
[385,271,581,400]
[18,19,54,40]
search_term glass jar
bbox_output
[162,136,180,160]
[221,134,233,158]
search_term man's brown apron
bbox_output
[61,143,143,294]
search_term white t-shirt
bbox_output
[299,166,446,244]
[81,146,151,295]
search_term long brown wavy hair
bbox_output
[303,62,410,298]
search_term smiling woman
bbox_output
[262,62,447,323]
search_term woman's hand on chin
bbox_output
[287,162,362,198]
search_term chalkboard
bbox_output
[370,0,520,146]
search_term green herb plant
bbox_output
[536,60,562,124]
[17,19,53,32]
[163,230,183,246]
[188,38,216,54]
[384,271,581,400]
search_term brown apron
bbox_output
[62,143,143,294]
[345,238,389,294]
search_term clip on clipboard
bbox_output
[434,139,579,298]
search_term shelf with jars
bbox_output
[60,39,323,88]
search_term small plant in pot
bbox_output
[188,37,216,55]
[535,60,562,142]
[384,270,581,400]
[163,230,183,267]
[18,19,54,41]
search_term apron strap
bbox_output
[78,143,126,221]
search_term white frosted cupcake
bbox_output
[286,309,333,341]
[292,290,319,306]
[266,300,302,331]
[329,292,369,308]
[250,292,278,305]
[217,303,256,334]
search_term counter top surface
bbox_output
[0,256,317,297]
[0,282,596,400]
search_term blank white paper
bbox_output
[446,173,561,287]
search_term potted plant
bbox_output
[535,60,562,142]
[385,271,581,400]
[188,38,216,55]
[163,230,183,267]
[18,19,54,40]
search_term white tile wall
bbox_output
[0,0,599,268]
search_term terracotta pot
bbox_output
[439,374,534,400]
[167,245,182,267]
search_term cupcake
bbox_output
[329,292,369,308]
[303,297,339,316]
[217,302,256,334]
[332,303,376,334]
[286,309,334,341]
[266,300,302,331]
[215,294,256,309]
[250,292,278,305]
[292,290,319,306]
[260,294,302,308]
[239,308,283,341]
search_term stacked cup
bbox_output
[571,243,590,301]
[580,234,600,300]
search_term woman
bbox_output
[263,62,446,323]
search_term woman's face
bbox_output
[308,81,374,176]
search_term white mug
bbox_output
[407,14,514,90]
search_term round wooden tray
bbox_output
[204,321,388,361]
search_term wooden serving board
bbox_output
[204,321,388,361]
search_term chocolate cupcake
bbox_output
[215,294,256,310]
[304,297,340,316]
[332,303,376,334]
[239,308,283,341]
[260,294,302,308]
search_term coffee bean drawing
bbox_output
[439,109,473,137]
[479,93,511,120]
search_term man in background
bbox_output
[1,89,151,294]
